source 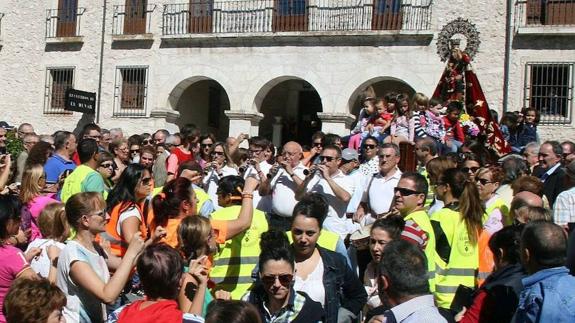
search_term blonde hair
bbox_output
[412,92,429,108]
[20,164,45,204]
[177,216,213,260]
[38,203,68,241]
[65,192,106,230]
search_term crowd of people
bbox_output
[0,90,575,323]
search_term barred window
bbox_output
[524,62,574,125]
[44,68,74,114]
[114,66,148,117]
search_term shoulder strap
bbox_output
[431,219,451,264]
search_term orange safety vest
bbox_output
[477,229,494,286]
[99,202,148,257]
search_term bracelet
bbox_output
[242,193,254,199]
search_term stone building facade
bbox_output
[0,0,573,144]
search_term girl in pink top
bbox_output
[20,164,58,241]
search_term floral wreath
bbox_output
[436,17,481,62]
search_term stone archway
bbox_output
[255,77,323,146]
[168,77,231,140]
[348,77,417,117]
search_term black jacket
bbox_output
[246,284,324,323]
[533,165,566,208]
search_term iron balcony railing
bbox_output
[515,0,575,28]
[46,7,86,38]
[163,0,432,35]
[112,4,157,35]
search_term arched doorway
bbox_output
[258,79,322,145]
[173,79,230,140]
[349,77,416,117]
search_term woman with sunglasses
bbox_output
[243,229,324,322]
[97,151,115,193]
[431,168,484,310]
[198,134,216,170]
[290,193,366,323]
[359,136,380,177]
[459,152,482,182]
[203,142,238,209]
[102,164,158,257]
[56,192,145,323]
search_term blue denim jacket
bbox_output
[514,266,575,322]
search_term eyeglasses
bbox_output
[212,151,224,156]
[201,143,213,148]
[364,144,377,150]
[140,177,152,186]
[312,142,323,147]
[462,167,479,173]
[394,187,421,196]
[261,274,293,287]
[476,178,493,185]
[130,150,139,154]
[90,210,107,219]
[100,162,114,169]
[319,156,336,162]
[142,139,152,145]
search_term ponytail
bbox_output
[152,177,193,227]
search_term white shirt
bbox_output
[364,168,402,215]
[204,165,239,210]
[270,163,308,217]
[294,256,326,307]
[244,160,272,212]
[57,241,110,323]
[306,170,355,238]
[26,239,66,278]
[554,187,575,225]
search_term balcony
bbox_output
[112,4,157,41]
[45,7,86,43]
[161,0,432,44]
[515,0,575,35]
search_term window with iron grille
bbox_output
[114,66,148,117]
[44,68,74,114]
[524,62,574,125]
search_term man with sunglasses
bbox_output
[243,136,273,212]
[301,145,355,239]
[60,139,106,203]
[393,172,436,291]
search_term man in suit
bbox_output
[532,141,565,208]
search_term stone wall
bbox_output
[0,0,572,141]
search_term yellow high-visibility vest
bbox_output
[405,209,437,292]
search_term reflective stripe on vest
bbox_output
[210,205,268,300]
[405,209,437,293]
[431,207,478,309]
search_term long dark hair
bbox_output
[0,195,22,244]
[152,177,193,227]
[258,229,294,272]
[106,163,147,212]
[441,168,484,244]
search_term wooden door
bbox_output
[56,0,78,37]
[372,0,402,30]
[189,0,213,33]
[124,0,147,34]
[546,0,575,25]
[273,0,308,32]
[526,0,544,25]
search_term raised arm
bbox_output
[224,176,258,240]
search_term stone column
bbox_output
[225,110,264,138]
[272,116,283,148]
[317,112,356,136]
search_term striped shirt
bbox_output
[401,219,428,250]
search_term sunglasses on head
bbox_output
[476,178,492,185]
[261,274,293,287]
[462,167,479,173]
[394,187,421,196]
[319,156,336,162]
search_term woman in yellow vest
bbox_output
[210,175,268,300]
[476,166,509,285]
[431,168,484,310]
[101,164,155,257]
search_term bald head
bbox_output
[512,191,544,224]
[283,141,302,167]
